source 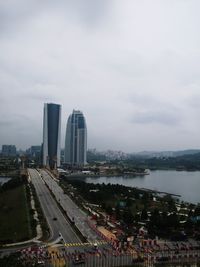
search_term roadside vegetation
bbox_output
[0,176,33,244]
[62,179,200,241]
[29,182,50,241]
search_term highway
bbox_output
[28,168,80,244]
[4,168,200,266]
[39,169,102,243]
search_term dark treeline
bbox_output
[0,175,27,192]
[111,153,200,170]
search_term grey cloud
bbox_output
[0,120,14,127]
[1,1,200,151]
[21,88,59,103]
[131,110,181,126]
[0,0,110,35]
[65,0,111,27]
[185,93,200,109]
[0,1,40,34]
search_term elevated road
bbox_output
[28,168,80,244]
[39,169,102,243]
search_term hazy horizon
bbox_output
[1,1,200,152]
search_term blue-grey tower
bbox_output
[43,103,61,169]
[64,110,87,166]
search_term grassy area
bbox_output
[30,183,50,241]
[0,184,31,244]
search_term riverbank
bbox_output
[64,171,149,179]
[82,170,200,204]
[61,178,200,242]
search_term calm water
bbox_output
[85,170,200,204]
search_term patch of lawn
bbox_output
[0,185,31,243]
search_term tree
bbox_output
[126,198,132,208]
[123,209,134,225]
[194,205,200,217]
[141,208,148,221]
[105,205,113,215]
[115,204,122,220]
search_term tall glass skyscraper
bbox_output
[64,110,87,166]
[43,103,61,169]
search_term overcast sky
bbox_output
[1,0,200,152]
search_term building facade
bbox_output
[64,110,87,166]
[27,146,41,157]
[1,145,17,157]
[43,103,61,169]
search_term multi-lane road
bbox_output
[4,168,200,266]
[38,169,101,243]
[28,168,80,244]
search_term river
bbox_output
[85,170,200,204]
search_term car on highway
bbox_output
[73,254,86,265]
[94,243,98,250]
[157,256,170,262]
[37,260,45,266]
[52,217,57,221]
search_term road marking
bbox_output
[64,241,107,247]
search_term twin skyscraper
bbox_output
[42,103,87,169]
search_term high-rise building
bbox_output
[43,103,61,169]
[1,145,16,157]
[64,110,87,166]
[26,146,41,157]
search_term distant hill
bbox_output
[132,149,200,158]
[87,149,200,170]
[173,149,200,157]
[87,149,200,163]
[128,152,200,171]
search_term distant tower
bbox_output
[43,103,61,169]
[64,110,87,166]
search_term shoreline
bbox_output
[64,172,150,179]
[62,170,200,204]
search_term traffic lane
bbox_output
[29,169,80,244]
[39,171,83,221]
[35,171,81,243]
[40,171,88,223]
[40,170,102,241]
[32,170,80,243]
[31,169,80,243]
[40,170,101,241]
[35,184,58,240]
[29,169,57,241]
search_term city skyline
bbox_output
[1,1,200,152]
